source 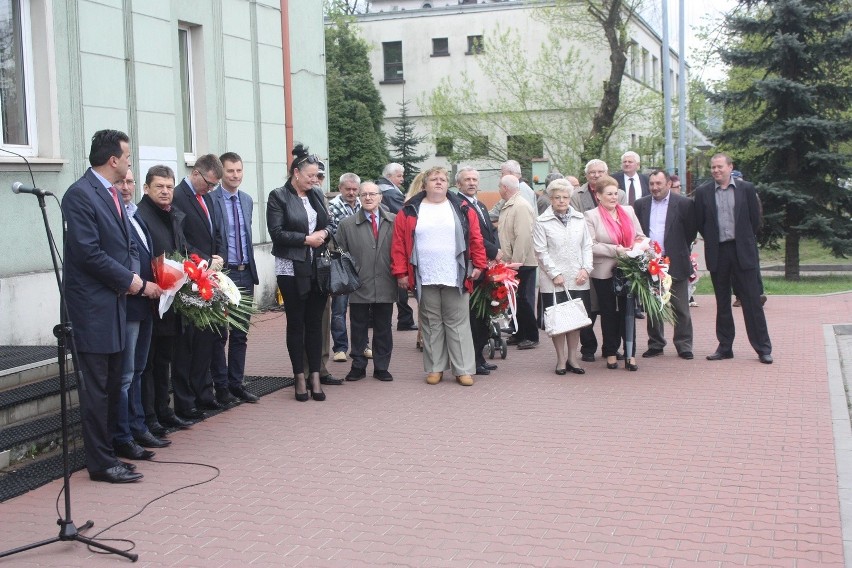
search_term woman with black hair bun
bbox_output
[266,144,331,401]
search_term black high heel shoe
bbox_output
[566,362,586,375]
[606,357,619,370]
[294,373,309,402]
[625,358,638,372]
[308,373,326,401]
[555,367,568,375]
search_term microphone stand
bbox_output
[0,192,138,562]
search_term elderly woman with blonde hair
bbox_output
[533,178,594,375]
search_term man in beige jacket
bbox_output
[497,175,539,350]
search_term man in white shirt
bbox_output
[616,150,650,205]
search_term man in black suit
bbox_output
[62,129,161,483]
[456,166,502,376]
[633,170,698,360]
[208,152,260,404]
[136,165,193,435]
[170,154,226,419]
[695,153,773,364]
[616,150,650,205]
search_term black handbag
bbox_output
[613,267,629,296]
[317,234,362,297]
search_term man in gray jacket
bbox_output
[337,181,396,382]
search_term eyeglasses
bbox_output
[115,179,136,187]
[196,170,219,189]
[360,192,380,198]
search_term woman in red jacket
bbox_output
[391,167,487,386]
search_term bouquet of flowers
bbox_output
[615,238,675,326]
[151,253,256,333]
[469,262,520,322]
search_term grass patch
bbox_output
[693,275,852,296]
[759,238,848,266]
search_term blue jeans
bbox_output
[330,294,349,353]
[114,317,153,444]
[211,268,255,389]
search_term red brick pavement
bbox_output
[1,292,850,567]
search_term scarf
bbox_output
[598,203,634,248]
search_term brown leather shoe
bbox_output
[456,374,474,386]
[426,372,442,385]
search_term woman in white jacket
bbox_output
[533,179,594,374]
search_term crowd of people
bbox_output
[63,130,772,484]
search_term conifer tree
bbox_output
[388,99,428,188]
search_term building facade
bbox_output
[0,0,327,345]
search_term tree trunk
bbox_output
[581,0,628,166]
[784,224,801,281]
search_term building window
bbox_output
[629,42,639,78]
[382,41,404,83]
[469,135,488,157]
[641,48,649,84]
[435,136,453,157]
[466,35,483,55]
[431,37,449,57]
[178,26,196,158]
[507,134,543,180]
[652,55,659,88]
[0,0,35,150]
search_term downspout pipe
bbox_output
[281,0,294,159]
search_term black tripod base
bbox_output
[0,520,138,562]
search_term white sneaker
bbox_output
[364,348,373,359]
[333,351,347,362]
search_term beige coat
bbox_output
[584,205,645,279]
[497,193,537,267]
[533,206,593,293]
[336,208,397,304]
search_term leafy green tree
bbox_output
[388,98,428,188]
[711,0,852,279]
[325,10,388,183]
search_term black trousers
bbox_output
[592,277,636,358]
[278,275,328,374]
[350,302,393,372]
[396,287,415,328]
[142,333,177,426]
[76,351,123,473]
[515,266,539,342]
[470,310,491,367]
[711,241,772,355]
[172,324,217,414]
[210,270,255,390]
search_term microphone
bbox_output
[11,182,52,197]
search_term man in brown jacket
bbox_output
[497,175,539,350]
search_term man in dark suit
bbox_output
[62,129,161,483]
[136,165,193,434]
[615,150,650,205]
[456,167,502,375]
[208,152,260,404]
[695,153,773,364]
[170,154,226,419]
[114,168,170,460]
[633,170,698,360]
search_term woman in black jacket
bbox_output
[267,145,331,401]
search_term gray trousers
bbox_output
[419,285,476,375]
[646,276,693,354]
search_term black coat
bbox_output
[461,194,500,261]
[172,180,219,261]
[633,192,697,280]
[126,209,155,322]
[694,178,762,271]
[616,172,650,200]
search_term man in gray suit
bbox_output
[209,152,260,404]
[633,170,698,360]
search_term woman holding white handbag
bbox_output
[533,179,594,375]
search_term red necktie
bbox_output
[108,186,123,218]
[196,193,210,219]
[370,212,378,240]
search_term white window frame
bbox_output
[178,25,197,163]
[0,0,38,156]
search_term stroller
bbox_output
[486,315,509,360]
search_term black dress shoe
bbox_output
[345,369,366,381]
[506,335,521,346]
[397,324,418,331]
[147,423,168,437]
[216,388,239,405]
[200,399,222,411]
[177,408,206,420]
[759,354,773,364]
[230,385,259,403]
[706,351,734,361]
[373,370,394,381]
[114,441,155,461]
[634,311,645,319]
[119,461,136,471]
[134,431,172,448]
[161,415,193,429]
[90,465,143,484]
[475,366,491,376]
[642,348,664,358]
[581,354,596,363]
[517,340,539,350]
[566,363,586,375]
[320,374,343,385]
[678,351,694,360]
[482,362,498,371]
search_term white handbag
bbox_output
[543,288,592,337]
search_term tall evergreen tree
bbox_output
[712,0,852,279]
[325,10,388,184]
[388,99,428,188]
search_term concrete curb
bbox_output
[826,323,852,568]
